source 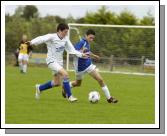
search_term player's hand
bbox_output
[82,53,90,59]
[92,54,100,61]
[94,55,100,61]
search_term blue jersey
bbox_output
[73,38,92,72]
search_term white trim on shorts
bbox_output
[75,64,96,80]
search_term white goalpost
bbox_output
[67,23,155,75]
[68,23,155,28]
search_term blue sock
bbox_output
[39,81,54,91]
[63,78,72,98]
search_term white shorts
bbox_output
[18,54,29,61]
[75,64,96,80]
[47,61,63,75]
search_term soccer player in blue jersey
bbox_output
[62,29,118,103]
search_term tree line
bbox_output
[5,5,155,59]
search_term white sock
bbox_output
[69,82,73,88]
[102,85,111,99]
[19,63,23,71]
[23,64,27,73]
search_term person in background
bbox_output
[14,48,19,66]
[18,34,33,73]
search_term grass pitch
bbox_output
[5,65,155,124]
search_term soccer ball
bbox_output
[88,91,100,103]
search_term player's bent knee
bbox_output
[59,68,69,79]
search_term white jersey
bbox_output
[30,33,83,65]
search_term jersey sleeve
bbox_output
[65,39,83,58]
[74,40,85,50]
[30,34,53,46]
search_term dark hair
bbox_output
[86,29,95,36]
[57,23,69,32]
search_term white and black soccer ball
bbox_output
[88,91,100,103]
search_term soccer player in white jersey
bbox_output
[62,29,118,103]
[28,23,88,102]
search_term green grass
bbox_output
[5,65,155,124]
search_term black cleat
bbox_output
[107,97,118,103]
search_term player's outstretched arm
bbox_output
[65,39,89,59]
[90,52,100,61]
[29,34,53,46]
